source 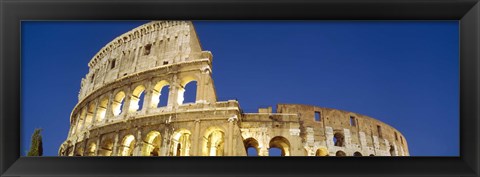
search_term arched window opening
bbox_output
[129,85,145,113]
[202,127,225,156]
[269,147,282,156]
[389,145,395,156]
[269,136,290,156]
[95,98,108,122]
[170,129,191,156]
[151,81,170,108]
[142,131,162,156]
[207,130,224,156]
[353,152,363,156]
[87,143,96,156]
[98,139,114,156]
[315,147,329,156]
[247,147,258,156]
[369,154,375,156]
[70,114,77,135]
[244,137,259,156]
[76,108,87,132]
[75,147,84,156]
[333,132,345,147]
[119,135,136,156]
[112,91,126,116]
[177,76,197,105]
[335,150,346,156]
[84,102,95,127]
[182,81,197,104]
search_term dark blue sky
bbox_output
[21,21,459,156]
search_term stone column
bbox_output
[141,80,153,114]
[192,119,201,156]
[95,138,101,156]
[196,70,207,103]
[227,115,238,156]
[167,81,181,107]
[112,133,120,156]
[79,109,87,132]
[104,92,115,122]
[133,129,143,156]
[82,138,88,156]
[121,87,132,119]
[90,99,99,127]
[160,127,170,156]
[183,133,190,156]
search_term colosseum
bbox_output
[58,21,409,157]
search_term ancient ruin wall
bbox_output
[59,21,409,157]
[60,21,246,157]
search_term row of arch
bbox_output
[243,136,393,156]
[72,78,198,135]
[74,127,224,156]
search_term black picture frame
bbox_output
[1,0,479,176]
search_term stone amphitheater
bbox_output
[58,21,409,157]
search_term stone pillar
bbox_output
[90,99,99,127]
[121,87,132,118]
[344,128,351,149]
[160,127,170,156]
[134,129,143,156]
[167,81,181,107]
[141,81,153,114]
[184,133,190,156]
[196,70,208,103]
[227,115,238,156]
[95,138,101,156]
[259,147,269,156]
[104,92,115,122]
[82,138,88,156]
[112,133,120,156]
[79,109,87,132]
[192,119,201,156]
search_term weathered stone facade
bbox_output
[59,21,409,157]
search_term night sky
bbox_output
[21,21,459,156]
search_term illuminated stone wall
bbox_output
[59,21,409,157]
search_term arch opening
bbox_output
[244,137,260,156]
[353,151,363,156]
[333,132,345,147]
[76,109,86,132]
[269,136,290,156]
[335,150,346,156]
[119,134,136,156]
[142,131,162,156]
[202,127,225,156]
[75,147,84,156]
[177,76,197,105]
[151,80,170,108]
[170,129,191,156]
[84,102,95,127]
[129,85,145,112]
[95,97,108,122]
[315,147,329,156]
[112,91,126,116]
[98,139,114,156]
[87,142,96,156]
